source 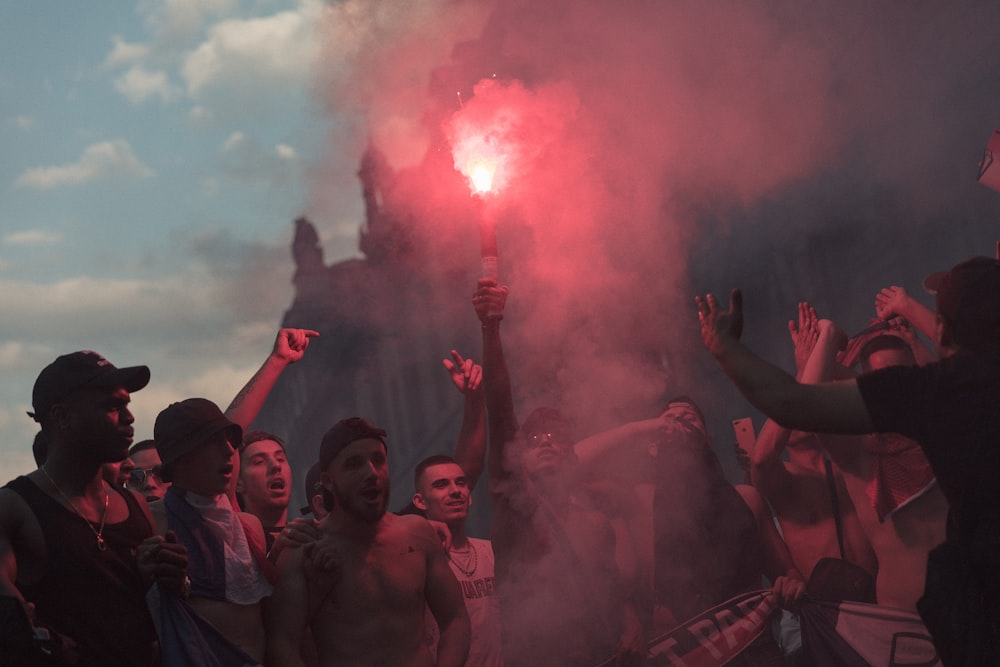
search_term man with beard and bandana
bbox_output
[265,418,471,667]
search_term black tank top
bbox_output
[6,476,159,667]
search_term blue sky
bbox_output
[1,0,374,479]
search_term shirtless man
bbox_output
[752,304,876,584]
[265,417,470,667]
[150,398,273,664]
[147,327,316,664]
[807,324,947,610]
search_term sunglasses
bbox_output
[128,466,162,485]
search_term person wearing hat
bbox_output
[149,397,275,666]
[143,327,317,666]
[265,417,471,667]
[696,256,1000,664]
[0,351,188,666]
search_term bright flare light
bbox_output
[470,163,496,194]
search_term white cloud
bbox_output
[104,35,150,68]
[14,140,154,189]
[3,231,63,246]
[142,0,239,45]
[182,2,323,100]
[0,341,52,371]
[0,250,293,450]
[9,116,36,130]
[113,65,179,104]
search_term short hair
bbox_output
[242,429,285,453]
[128,439,157,457]
[414,454,459,489]
[858,334,913,365]
[667,395,707,426]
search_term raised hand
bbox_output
[442,350,483,395]
[695,289,744,358]
[473,279,508,323]
[787,302,819,375]
[874,286,910,321]
[272,328,320,364]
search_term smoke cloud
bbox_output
[308,0,1000,466]
[286,0,1000,655]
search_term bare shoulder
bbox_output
[239,511,266,538]
[385,513,440,550]
[236,510,270,557]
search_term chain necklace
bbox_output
[40,467,109,552]
[448,541,478,578]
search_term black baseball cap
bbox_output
[30,351,150,422]
[319,418,386,471]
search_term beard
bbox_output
[333,478,390,523]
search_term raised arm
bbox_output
[799,319,868,473]
[473,279,518,488]
[752,301,821,495]
[696,289,874,434]
[224,328,319,428]
[574,416,667,470]
[443,350,487,490]
[750,420,797,493]
[874,286,937,343]
[223,328,317,504]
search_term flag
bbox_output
[799,598,940,666]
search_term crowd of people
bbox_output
[0,251,997,666]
